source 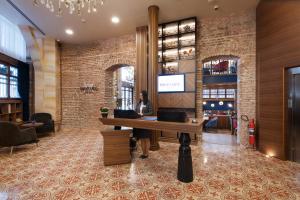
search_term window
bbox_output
[0,64,20,98]
[210,89,218,98]
[0,15,26,62]
[121,67,134,84]
[226,89,235,98]
[203,58,238,75]
[202,88,236,99]
[203,89,210,99]
[218,89,226,98]
[121,86,133,110]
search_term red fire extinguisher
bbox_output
[241,115,256,149]
[248,119,256,149]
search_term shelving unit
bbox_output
[158,17,197,75]
[158,17,198,143]
[0,99,23,122]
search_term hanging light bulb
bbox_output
[46,0,50,9]
[211,103,215,108]
[93,5,97,12]
[219,101,224,105]
[57,0,62,17]
[50,1,55,12]
[33,0,39,6]
[88,0,91,13]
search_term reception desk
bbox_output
[99,116,203,183]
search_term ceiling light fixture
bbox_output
[65,29,74,35]
[111,16,120,24]
[33,0,105,16]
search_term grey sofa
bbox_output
[0,122,39,155]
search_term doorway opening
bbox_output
[202,56,239,146]
[112,65,135,110]
[285,66,300,163]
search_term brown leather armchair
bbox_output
[0,122,39,155]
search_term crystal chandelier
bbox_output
[33,0,105,16]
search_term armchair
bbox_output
[0,122,39,155]
[31,113,55,136]
[204,117,218,132]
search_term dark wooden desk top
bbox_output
[99,116,204,133]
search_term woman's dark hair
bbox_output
[140,90,148,104]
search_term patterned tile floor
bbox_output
[0,128,299,200]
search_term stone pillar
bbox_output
[20,26,61,131]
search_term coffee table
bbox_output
[21,122,44,128]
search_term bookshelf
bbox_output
[0,99,23,122]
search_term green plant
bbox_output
[100,107,109,113]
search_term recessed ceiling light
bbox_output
[65,29,74,35]
[111,16,120,24]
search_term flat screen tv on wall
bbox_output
[158,74,185,93]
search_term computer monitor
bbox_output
[113,109,141,119]
[113,109,141,130]
[157,110,187,123]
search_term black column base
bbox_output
[177,133,193,183]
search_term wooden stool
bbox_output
[101,128,132,166]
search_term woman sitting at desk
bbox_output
[134,90,153,159]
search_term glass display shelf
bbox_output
[161,62,179,74]
[179,19,196,34]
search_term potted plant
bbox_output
[100,107,109,118]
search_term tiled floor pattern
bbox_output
[202,133,238,146]
[0,128,299,200]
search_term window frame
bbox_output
[202,88,236,99]
[0,61,20,100]
[121,86,134,110]
[203,58,238,75]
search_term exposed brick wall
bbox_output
[61,34,136,129]
[60,12,256,146]
[197,12,256,146]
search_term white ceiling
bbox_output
[0,0,259,44]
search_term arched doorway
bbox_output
[202,55,239,145]
[113,66,135,110]
[105,64,135,111]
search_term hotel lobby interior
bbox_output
[0,0,300,199]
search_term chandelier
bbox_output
[33,0,105,16]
